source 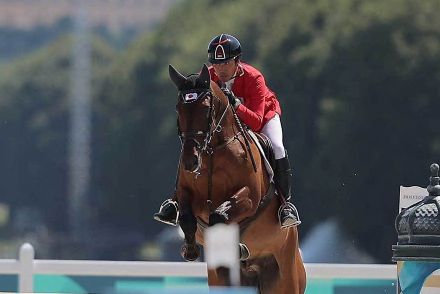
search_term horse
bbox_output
[168,63,306,294]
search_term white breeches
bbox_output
[260,114,286,160]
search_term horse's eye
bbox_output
[201,96,211,107]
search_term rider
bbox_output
[154,33,301,228]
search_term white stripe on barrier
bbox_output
[0,259,19,274]
[34,260,207,277]
[304,263,396,279]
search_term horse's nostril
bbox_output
[183,155,199,172]
[190,156,199,171]
[182,141,200,172]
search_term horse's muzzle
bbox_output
[182,140,202,173]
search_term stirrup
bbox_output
[278,202,301,228]
[153,199,179,226]
[239,243,250,261]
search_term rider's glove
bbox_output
[222,88,241,109]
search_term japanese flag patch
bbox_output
[184,92,198,102]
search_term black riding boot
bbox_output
[275,155,301,228]
[154,198,179,226]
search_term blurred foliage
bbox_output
[0,18,72,63]
[0,17,141,64]
[0,0,439,261]
[0,35,115,232]
[0,203,9,227]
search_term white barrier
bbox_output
[0,243,399,292]
[205,224,240,286]
[2,243,208,292]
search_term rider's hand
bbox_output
[222,88,241,109]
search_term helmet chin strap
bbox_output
[218,63,243,86]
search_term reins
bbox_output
[229,103,257,172]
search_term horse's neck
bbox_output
[208,109,237,149]
[210,81,241,143]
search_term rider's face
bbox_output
[212,59,238,82]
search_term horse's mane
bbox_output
[210,81,227,102]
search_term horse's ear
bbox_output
[199,64,211,89]
[169,64,187,90]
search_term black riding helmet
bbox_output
[207,34,242,64]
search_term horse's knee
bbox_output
[179,212,197,233]
[209,212,227,226]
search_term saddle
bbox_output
[253,132,276,168]
[247,130,276,183]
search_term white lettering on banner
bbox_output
[399,186,427,212]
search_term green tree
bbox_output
[0,35,115,231]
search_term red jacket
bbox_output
[209,62,281,132]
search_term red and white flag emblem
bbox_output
[184,92,198,102]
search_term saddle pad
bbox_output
[248,130,274,183]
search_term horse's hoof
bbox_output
[239,243,250,261]
[181,244,201,261]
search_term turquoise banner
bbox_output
[0,275,397,294]
[397,261,440,294]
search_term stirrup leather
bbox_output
[278,202,301,228]
[154,199,179,226]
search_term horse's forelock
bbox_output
[182,73,209,92]
[185,74,199,89]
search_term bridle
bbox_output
[175,84,257,214]
[177,89,230,176]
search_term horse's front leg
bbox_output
[209,186,252,261]
[179,201,201,261]
[209,186,254,225]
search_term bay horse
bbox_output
[169,63,306,293]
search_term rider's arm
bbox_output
[235,74,267,132]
